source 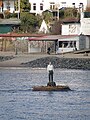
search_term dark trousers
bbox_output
[49,70,53,82]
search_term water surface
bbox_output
[0,68,90,120]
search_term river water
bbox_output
[0,68,90,120]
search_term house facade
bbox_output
[61,19,80,35]
[29,0,89,15]
[57,35,79,53]
[0,0,20,13]
[58,11,90,53]
[80,12,90,35]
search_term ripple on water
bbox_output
[0,69,90,120]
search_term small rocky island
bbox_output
[21,56,90,91]
[33,73,71,91]
[33,84,71,91]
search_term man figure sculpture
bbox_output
[47,62,56,86]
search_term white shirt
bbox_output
[47,64,54,72]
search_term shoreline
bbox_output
[0,52,90,70]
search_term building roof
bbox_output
[0,33,45,37]
[28,35,79,41]
[0,33,79,41]
[62,18,80,23]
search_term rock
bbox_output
[21,56,90,70]
[32,85,71,91]
[0,56,14,62]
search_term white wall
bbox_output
[30,0,50,14]
[87,0,90,8]
[62,23,80,35]
[3,0,15,13]
[80,18,90,35]
[28,41,41,53]
[57,48,74,53]
[10,1,15,13]
[29,0,88,14]
[86,36,90,49]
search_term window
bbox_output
[59,41,76,48]
[50,2,55,10]
[61,2,66,8]
[61,2,66,4]
[72,3,75,5]
[6,1,10,10]
[40,3,43,10]
[72,3,75,8]
[79,3,83,8]
[33,3,36,10]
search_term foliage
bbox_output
[4,10,10,19]
[35,14,43,27]
[20,13,39,33]
[18,6,79,34]
[20,0,30,12]
[59,9,64,18]
[4,10,18,19]
[59,8,79,19]
[42,11,53,24]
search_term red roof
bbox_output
[0,33,45,37]
[0,33,79,41]
[62,18,80,23]
[28,35,79,41]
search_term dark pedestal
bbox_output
[47,82,56,87]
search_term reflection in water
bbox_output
[0,68,90,120]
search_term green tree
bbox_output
[59,9,64,18]
[42,11,53,24]
[64,8,74,18]
[20,13,39,33]
[20,0,30,12]
[59,8,79,19]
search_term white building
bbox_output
[0,0,20,13]
[59,11,90,53]
[62,21,80,35]
[0,0,15,13]
[62,12,90,36]
[4,0,15,13]
[57,35,79,53]
[29,0,89,15]
[80,12,90,35]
